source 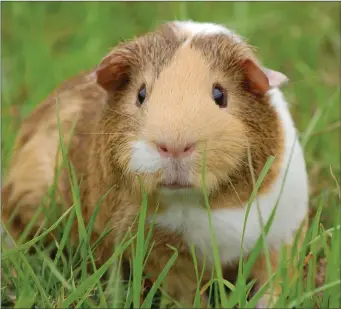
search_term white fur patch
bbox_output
[152,88,309,266]
[128,140,163,173]
[173,20,242,43]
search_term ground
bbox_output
[1,2,340,308]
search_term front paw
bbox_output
[254,294,278,309]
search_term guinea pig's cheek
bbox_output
[128,140,163,173]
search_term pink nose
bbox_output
[157,143,195,158]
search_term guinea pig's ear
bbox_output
[241,59,288,95]
[263,68,289,89]
[95,44,137,92]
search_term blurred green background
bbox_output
[1,2,340,224]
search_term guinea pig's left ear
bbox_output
[241,59,288,95]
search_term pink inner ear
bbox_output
[263,68,289,88]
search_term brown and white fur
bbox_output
[1,21,309,308]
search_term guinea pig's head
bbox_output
[95,21,288,199]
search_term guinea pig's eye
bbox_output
[137,85,146,106]
[212,85,227,108]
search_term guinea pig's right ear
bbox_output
[263,68,289,89]
[95,44,137,92]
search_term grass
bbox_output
[1,2,340,308]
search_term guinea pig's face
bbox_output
[96,22,284,197]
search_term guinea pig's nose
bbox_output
[156,143,195,158]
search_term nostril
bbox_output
[183,144,194,153]
[157,144,169,154]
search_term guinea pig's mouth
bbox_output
[158,163,194,190]
[158,182,193,190]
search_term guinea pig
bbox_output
[1,20,309,308]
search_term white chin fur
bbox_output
[128,140,163,173]
[152,88,309,267]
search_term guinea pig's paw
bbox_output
[254,294,278,309]
[254,300,266,309]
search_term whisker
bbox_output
[226,176,244,207]
[102,107,142,124]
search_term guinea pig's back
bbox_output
[1,70,108,240]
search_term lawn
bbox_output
[1,2,340,308]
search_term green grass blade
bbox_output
[62,237,133,307]
[141,245,179,308]
[2,207,73,259]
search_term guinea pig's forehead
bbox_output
[135,29,250,81]
[145,44,217,95]
[137,31,184,77]
[190,34,250,72]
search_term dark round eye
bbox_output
[212,85,227,108]
[137,85,146,105]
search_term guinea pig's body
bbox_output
[2,21,309,307]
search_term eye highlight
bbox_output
[212,84,227,108]
[137,85,146,106]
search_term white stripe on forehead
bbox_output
[171,20,288,92]
[172,20,243,44]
